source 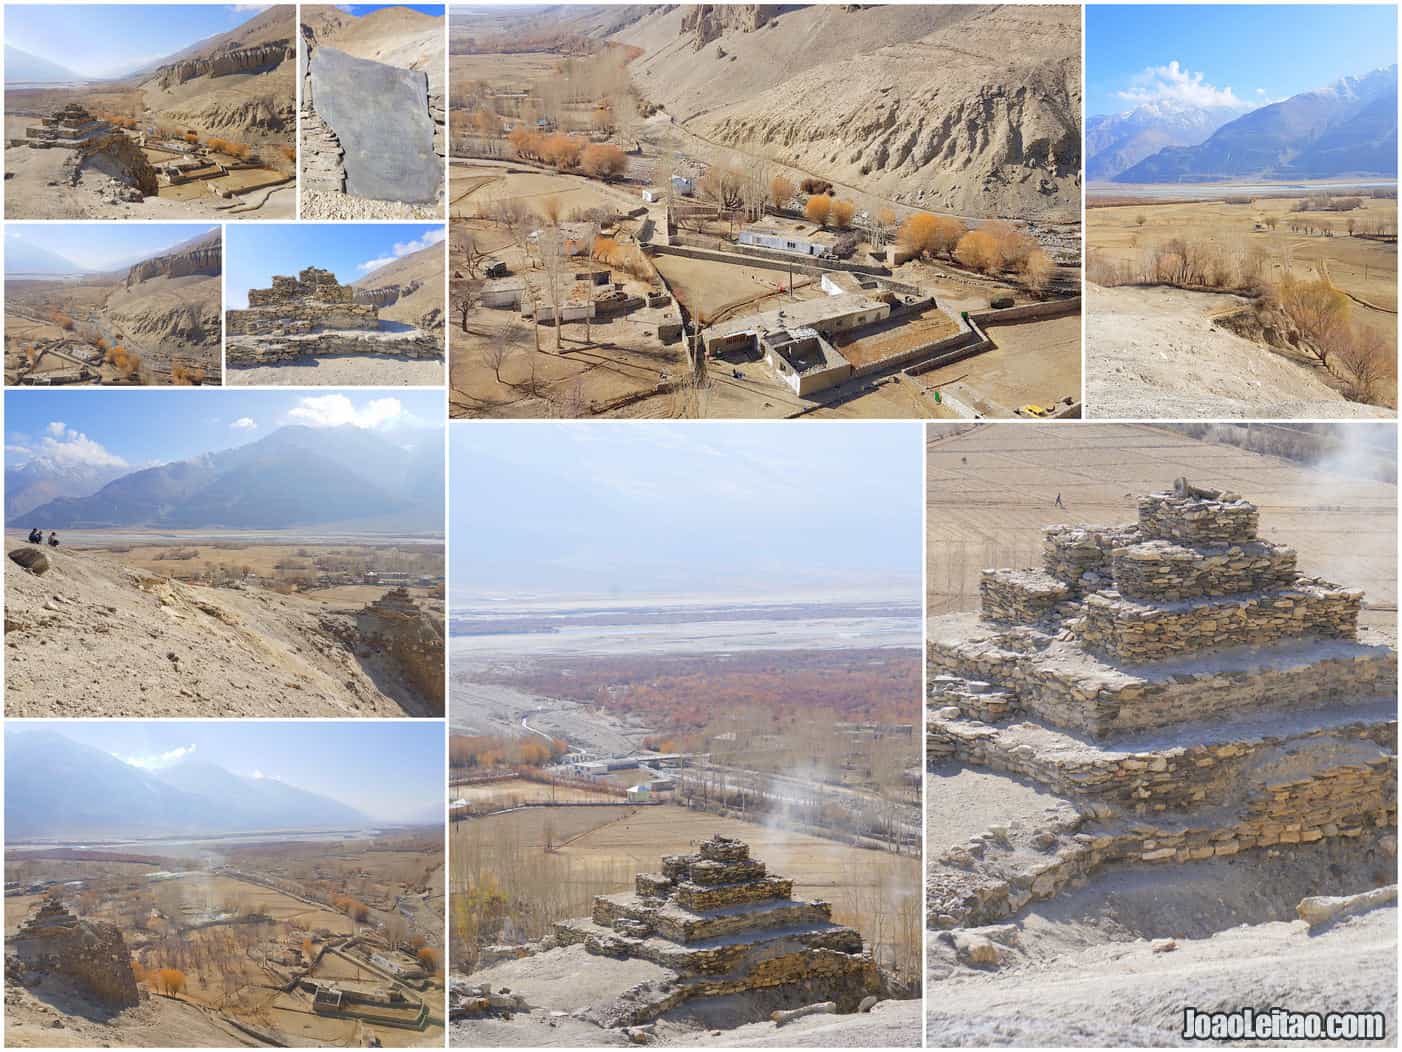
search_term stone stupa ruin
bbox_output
[551,834,882,1026]
[927,479,1397,930]
[225,266,440,365]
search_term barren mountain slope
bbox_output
[1086,284,1396,419]
[102,229,222,361]
[312,4,446,95]
[136,5,296,145]
[351,241,445,330]
[615,5,1080,217]
[4,542,424,718]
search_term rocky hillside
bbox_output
[4,541,442,719]
[137,5,296,144]
[123,228,221,287]
[351,240,445,331]
[1118,65,1399,182]
[615,4,1081,218]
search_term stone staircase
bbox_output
[927,478,1398,929]
[552,835,879,1025]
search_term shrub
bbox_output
[804,194,832,226]
[829,199,856,229]
[580,142,627,180]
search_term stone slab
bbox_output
[310,47,441,205]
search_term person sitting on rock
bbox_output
[26,528,41,544]
[46,532,59,548]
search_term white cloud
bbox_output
[288,394,404,430]
[1117,61,1253,110]
[231,417,258,430]
[125,744,196,770]
[357,227,446,273]
[16,423,129,471]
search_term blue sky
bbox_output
[5,389,443,471]
[449,423,924,603]
[342,4,442,16]
[5,224,216,274]
[9,721,443,824]
[224,223,445,308]
[5,5,285,80]
[1087,5,1398,116]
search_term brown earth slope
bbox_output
[137,5,296,148]
[3,542,436,718]
[613,4,1080,219]
[350,240,446,332]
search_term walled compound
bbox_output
[226,266,441,365]
[926,479,1397,932]
[547,834,881,1027]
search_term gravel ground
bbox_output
[300,188,444,220]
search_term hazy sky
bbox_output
[9,721,444,824]
[5,5,281,80]
[1087,5,1398,116]
[5,224,217,273]
[5,389,444,471]
[449,423,924,603]
[224,224,445,308]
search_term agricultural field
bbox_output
[925,422,1399,618]
[450,803,920,981]
[6,833,445,1047]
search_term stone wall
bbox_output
[928,704,1396,815]
[928,633,1396,738]
[1137,486,1259,545]
[980,568,1071,623]
[1075,581,1361,663]
[248,267,355,307]
[1110,538,1298,601]
[1042,524,1141,590]
[226,302,378,336]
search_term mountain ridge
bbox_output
[1116,65,1398,183]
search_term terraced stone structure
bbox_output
[553,835,880,1026]
[226,266,440,363]
[928,479,1397,929]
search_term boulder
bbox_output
[9,549,50,576]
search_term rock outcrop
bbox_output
[10,897,140,1010]
[152,40,294,90]
[126,241,222,288]
[681,5,780,49]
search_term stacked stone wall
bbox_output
[1110,539,1298,600]
[928,635,1396,738]
[1137,490,1259,544]
[1042,524,1140,589]
[1075,582,1361,663]
[979,569,1070,623]
[674,876,793,911]
[927,709,1396,815]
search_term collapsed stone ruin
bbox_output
[8,104,158,199]
[7,897,140,1010]
[355,588,445,715]
[550,835,881,1027]
[225,267,440,364]
[927,479,1397,930]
